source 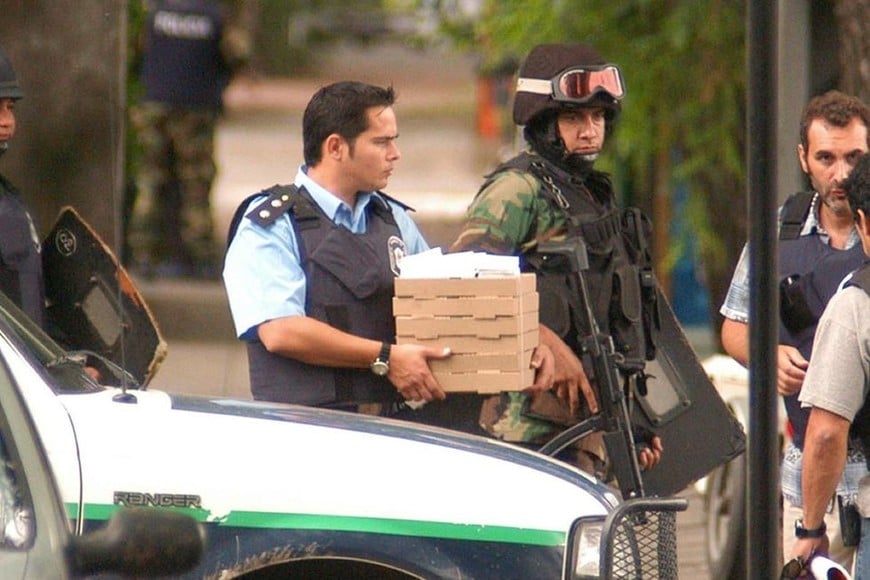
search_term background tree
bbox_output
[411,0,870,347]
[416,0,747,341]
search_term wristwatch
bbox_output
[794,519,827,539]
[370,342,391,376]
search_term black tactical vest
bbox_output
[777,192,866,448]
[228,185,405,407]
[490,153,657,372]
[142,0,229,108]
[0,175,46,329]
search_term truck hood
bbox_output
[56,387,617,542]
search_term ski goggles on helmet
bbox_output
[516,65,625,104]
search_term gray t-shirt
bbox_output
[800,286,870,421]
[799,285,870,514]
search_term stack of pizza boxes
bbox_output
[393,253,539,393]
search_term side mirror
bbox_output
[67,508,205,577]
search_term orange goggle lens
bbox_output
[516,65,625,104]
[556,66,625,101]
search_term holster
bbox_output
[779,274,817,335]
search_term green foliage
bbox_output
[419,0,749,308]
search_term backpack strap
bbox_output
[846,264,870,296]
[779,191,814,240]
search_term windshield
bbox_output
[0,290,103,394]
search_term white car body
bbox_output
[0,293,685,579]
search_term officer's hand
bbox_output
[389,344,450,402]
[787,535,828,577]
[638,435,663,471]
[777,345,808,396]
[540,325,599,415]
[84,366,102,382]
[524,344,555,394]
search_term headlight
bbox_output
[566,516,604,579]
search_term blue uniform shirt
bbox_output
[223,167,430,340]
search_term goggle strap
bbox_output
[516,77,553,96]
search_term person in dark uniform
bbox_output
[446,43,662,477]
[0,46,104,384]
[0,45,46,329]
[789,153,870,576]
[129,0,250,279]
[223,82,557,413]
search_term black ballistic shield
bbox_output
[42,207,167,386]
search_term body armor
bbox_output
[495,153,657,372]
[778,191,866,448]
[229,185,403,407]
[0,175,45,329]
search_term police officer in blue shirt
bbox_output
[224,82,471,413]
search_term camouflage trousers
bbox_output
[479,392,609,480]
[128,102,219,273]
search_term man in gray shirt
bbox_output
[720,91,869,567]
[791,152,870,576]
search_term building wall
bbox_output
[0,1,126,248]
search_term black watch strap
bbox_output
[377,342,391,364]
[370,342,391,376]
[794,519,827,539]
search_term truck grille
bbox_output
[601,497,688,579]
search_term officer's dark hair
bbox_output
[799,91,870,153]
[302,81,397,166]
[845,153,870,222]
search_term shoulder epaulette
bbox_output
[227,184,321,250]
[246,184,300,227]
[779,191,814,240]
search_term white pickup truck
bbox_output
[0,289,688,579]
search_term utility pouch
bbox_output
[779,274,817,335]
[839,496,861,547]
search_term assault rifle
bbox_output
[533,238,646,499]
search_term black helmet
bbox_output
[513,43,623,126]
[0,46,24,100]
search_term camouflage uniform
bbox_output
[129,102,219,272]
[129,0,250,277]
[399,44,653,484]
[451,168,610,479]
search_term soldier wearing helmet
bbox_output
[0,45,47,328]
[0,45,25,157]
[446,43,663,478]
